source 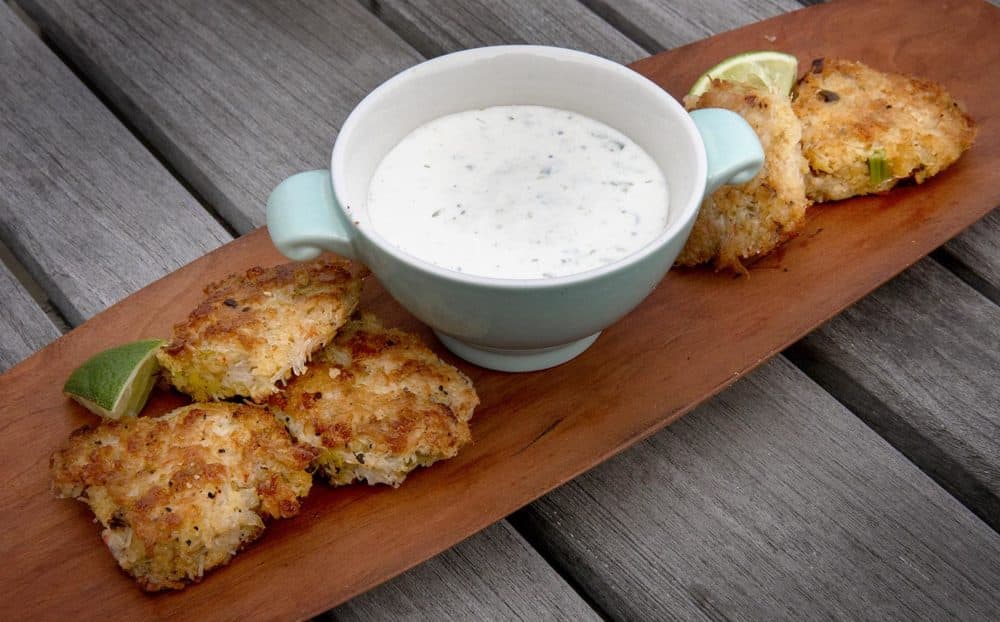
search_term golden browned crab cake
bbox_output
[678,79,810,272]
[793,58,976,202]
[49,402,316,591]
[268,313,479,488]
[157,258,365,402]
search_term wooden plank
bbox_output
[514,357,1000,620]
[618,0,1000,532]
[328,522,600,621]
[381,0,1000,613]
[0,4,230,326]
[786,257,1000,530]
[939,209,1000,304]
[0,5,598,618]
[927,1,999,302]
[364,1,994,617]
[595,0,1000,308]
[368,0,644,63]
[18,0,423,235]
[581,0,802,52]
[2,1,1000,617]
[0,261,61,372]
[0,231,625,621]
[333,3,1000,614]
[0,241,70,335]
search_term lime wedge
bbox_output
[64,339,165,420]
[688,51,799,98]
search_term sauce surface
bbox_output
[366,105,669,279]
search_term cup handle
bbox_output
[266,169,358,261]
[690,108,765,195]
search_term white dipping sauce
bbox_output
[365,105,669,279]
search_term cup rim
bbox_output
[332,44,707,290]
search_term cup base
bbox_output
[434,331,601,372]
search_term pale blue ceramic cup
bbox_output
[267,46,762,372]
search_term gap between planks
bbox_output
[1,4,605,617]
[355,0,1000,541]
[8,0,998,614]
[0,238,71,335]
[24,25,240,240]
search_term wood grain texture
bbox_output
[785,258,1000,530]
[514,357,1000,621]
[359,2,996,620]
[368,0,644,63]
[939,209,1000,304]
[0,5,230,325]
[327,3,999,618]
[18,0,423,235]
[327,522,600,622]
[2,1,999,619]
[581,0,802,52]
[0,261,61,372]
[1,4,593,619]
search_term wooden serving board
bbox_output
[1,0,998,618]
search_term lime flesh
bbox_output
[688,51,799,98]
[63,339,165,419]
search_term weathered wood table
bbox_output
[2,0,998,619]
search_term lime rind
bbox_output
[688,51,799,99]
[63,338,165,419]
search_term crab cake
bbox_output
[794,58,976,202]
[50,402,316,591]
[268,313,479,488]
[158,258,365,402]
[678,79,810,272]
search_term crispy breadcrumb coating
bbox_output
[50,402,316,591]
[678,79,810,272]
[793,58,976,202]
[157,258,365,402]
[268,313,478,488]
